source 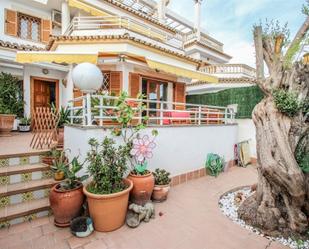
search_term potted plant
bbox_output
[50,149,68,181]
[83,137,133,232]
[152,168,171,202]
[18,117,31,132]
[127,133,157,206]
[42,148,61,166]
[0,73,24,136]
[52,104,70,147]
[49,156,88,227]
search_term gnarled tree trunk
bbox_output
[238,18,309,236]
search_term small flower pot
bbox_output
[127,171,154,206]
[0,114,15,136]
[49,182,85,227]
[54,171,65,181]
[18,125,31,132]
[42,156,54,166]
[152,184,170,202]
[70,217,94,238]
[83,178,133,232]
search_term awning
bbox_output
[16,52,98,64]
[68,0,110,16]
[146,59,218,83]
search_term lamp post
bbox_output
[72,63,103,126]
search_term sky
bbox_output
[168,0,306,68]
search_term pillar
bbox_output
[158,0,169,23]
[194,0,203,40]
[61,0,71,35]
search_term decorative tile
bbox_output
[21,173,32,182]
[19,157,29,165]
[32,171,42,180]
[8,157,19,166]
[24,213,36,222]
[22,192,34,202]
[9,174,21,184]
[0,159,9,168]
[37,210,49,218]
[44,189,50,198]
[42,171,52,179]
[10,217,23,225]
[0,196,9,208]
[0,221,10,229]
[33,189,44,199]
[0,176,9,185]
[29,156,40,164]
[10,194,22,205]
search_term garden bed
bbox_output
[219,187,309,249]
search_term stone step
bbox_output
[0,164,53,186]
[0,198,50,226]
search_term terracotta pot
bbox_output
[57,127,64,148]
[42,156,54,166]
[49,182,84,227]
[152,184,170,202]
[83,178,133,232]
[0,114,15,136]
[54,171,65,181]
[127,172,154,206]
[18,125,31,132]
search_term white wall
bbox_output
[237,119,256,157]
[64,124,238,177]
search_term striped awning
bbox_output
[68,0,110,16]
[16,52,98,64]
[146,59,218,83]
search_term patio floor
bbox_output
[0,166,287,249]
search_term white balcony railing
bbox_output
[67,94,236,127]
[65,16,223,51]
[200,64,256,78]
[66,16,183,49]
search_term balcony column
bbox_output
[61,0,70,35]
[194,0,203,40]
[158,0,169,23]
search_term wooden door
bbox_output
[31,78,59,112]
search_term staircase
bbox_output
[0,151,57,228]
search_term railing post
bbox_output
[224,108,228,124]
[99,95,103,126]
[160,102,164,126]
[86,93,92,126]
[82,97,86,126]
[198,106,201,125]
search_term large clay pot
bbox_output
[57,127,64,148]
[152,184,170,202]
[127,172,154,206]
[49,182,84,227]
[0,114,15,136]
[83,178,133,232]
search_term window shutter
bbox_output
[174,83,186,110]
[110,71,122,96]
[73,88,84,107]
[5,9,17,36]
[129,73,140,98]
[41,19,51,43]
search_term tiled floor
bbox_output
[0,166,288,249]
[0,132,48,157]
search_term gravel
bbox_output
[218,187,309,249]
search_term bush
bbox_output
[273,89,300,117]
[0,73,24,116]
[153,168,171,185]
[86,137,130,194]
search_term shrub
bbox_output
[205,153,224,177]
[86,137,130,194]
[0,72,24,116]
[273,89,300,117]
[153,168,171,185]
[295,133,309,173]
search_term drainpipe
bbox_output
[158,0,169,23]
[194,0,202,41]
[61,0,70,35]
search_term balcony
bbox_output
[65,16,184,50]
[184,31,224,52]
[67,94,236,127]
[200,64,256,78]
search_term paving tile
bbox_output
[31,234,55,249]
[67,236,91,249]
[42,222,58,235]
[83,239,108,249]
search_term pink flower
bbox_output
[130,135,156,162]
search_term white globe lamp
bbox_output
[72,63,103,93]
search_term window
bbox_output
[17,13,40,42]
[100,72,111,94]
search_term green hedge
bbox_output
[186,86,264,119]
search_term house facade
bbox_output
[0,0,241,118]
